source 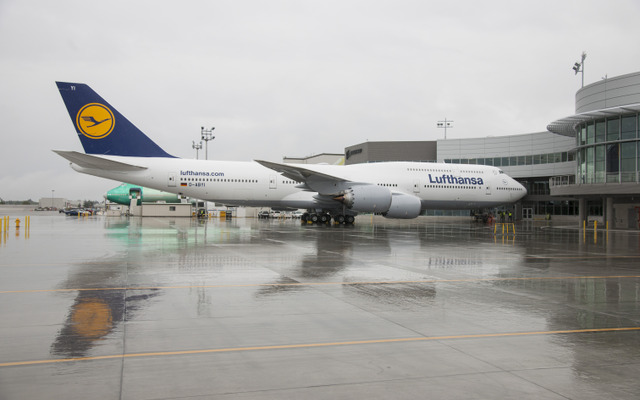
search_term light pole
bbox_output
[201,126,215,160]
[573,51,587,88]
[192,141,203,159]
[437,118,453,139]
[51,189,54,209]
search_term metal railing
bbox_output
[551,173,639,186]
[549,175,576,187]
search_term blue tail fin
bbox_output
[56,82,175,157]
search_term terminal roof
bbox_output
[547,103,640,137]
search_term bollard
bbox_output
[493,223,516,236]
[15,218,21,229]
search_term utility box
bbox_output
[141,203,192,217]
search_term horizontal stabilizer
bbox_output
[53,150,148,171]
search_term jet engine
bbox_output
[382,192,422,219]
[333,185,392,213]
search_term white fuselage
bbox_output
[71,156,526,211]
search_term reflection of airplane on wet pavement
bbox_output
[54,82,526,225]
[51,288,159,358]
[50,217,202,359]
[49,218,531,358]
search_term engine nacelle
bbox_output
[334,185,392,213]
[382,192,422,219]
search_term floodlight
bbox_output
[437,118,453,139]
[572,52,586,87]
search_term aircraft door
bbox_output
[129,188,142,206]
[487,169,496,195]
[450,166,460,199]
[168,173,177,187]
[413,179,420,193]
[269,175,277,189]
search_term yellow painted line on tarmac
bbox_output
[2,275,640,294]
[1,327,640,368]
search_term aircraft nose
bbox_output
[516,180,527,197]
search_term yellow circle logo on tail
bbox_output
[76,103,115,139]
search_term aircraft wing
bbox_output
[53,150,148,171]
[255,159,354,195]
[255,160,347,182]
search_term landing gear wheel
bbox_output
[345,215,355,224]
[335,215,345,224]
[310,214,319,223]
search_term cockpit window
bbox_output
[498,170,504,174]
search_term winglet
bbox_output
[56,82,175,158]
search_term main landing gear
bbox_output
[301,212,355,225]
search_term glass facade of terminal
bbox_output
[443,151,576,167]
[577,114,640,184]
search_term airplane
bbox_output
[105,183,182,206]
[54,82,527,224]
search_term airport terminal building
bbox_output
[547,71,640,229]
[343,71,640,229]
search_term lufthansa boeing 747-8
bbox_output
[54,82,526,224]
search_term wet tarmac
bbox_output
[1,208,640,399]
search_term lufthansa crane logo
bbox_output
[76,103,115,139]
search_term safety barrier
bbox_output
[0,216,30,241]
[493,223,516,235]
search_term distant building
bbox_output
[344,141,437,165]
[283,153,344,165]
[438,132,577,220]
[38,197,68,209]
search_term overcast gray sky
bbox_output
[1,0,640,201]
